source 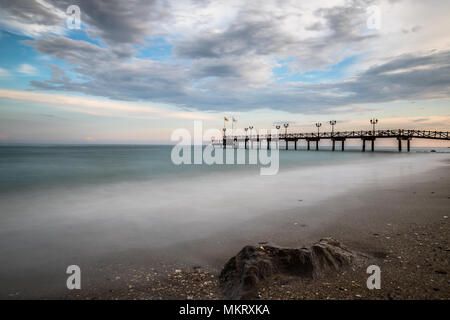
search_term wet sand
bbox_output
[61,158,450,300]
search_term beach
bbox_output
[59,157,449,300]
[0,146,449,299]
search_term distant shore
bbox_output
[60,158,450,300]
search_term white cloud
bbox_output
[0,67,10,77]
[0,89,217,120]
[17,64,38,76]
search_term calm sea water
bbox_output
[0,144,448,297]
[1,144,448,193]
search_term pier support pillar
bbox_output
[362,138,376,152]
[286,140,288,150]
[267,138,271,150]
[333,138,345,151]
[223,138,226,149]
[397,137,411,152]
[306,138,319,151]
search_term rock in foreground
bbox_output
[219,238,366,299]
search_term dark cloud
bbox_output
[27,33,450,113]
[175,0,377,72]
[412,118,428,123]
[0,0,170,46]
[26,35,190,103]
[67,0,171,45]
[0,0,63,26]
[174,13,298,59]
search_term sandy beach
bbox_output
[57,156,450,300]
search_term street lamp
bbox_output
[275,125,281,137]
[329,120,337,135]
[283,123,289,135]
[248,126,254,148]
[370,118,378,135]
[315,122,322,135]
[244,127,248,136]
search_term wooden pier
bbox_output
[222,129,450,152]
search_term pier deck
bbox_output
[222,129,450,152]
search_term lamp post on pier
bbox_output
[244,127,249,149]
[275,125,281,149]
[249,126,254,148]
[370,118,378,135]
[283,123,289,135]
[315,122,322,136]
[283,123,289,150]
[329,120,337,136]
[222,127,226,149]
[314,123,322,151]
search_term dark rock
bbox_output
[219,237,365,299]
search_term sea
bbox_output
[0,144,449,297]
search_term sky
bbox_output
[0,0,449,145]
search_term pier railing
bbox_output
[227,129,450,140]
[220,129,449,152]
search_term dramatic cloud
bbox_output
[0,0,66,37]
[0,0,170,44]
[1,0,450,114]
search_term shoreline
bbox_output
[57,158,450,300]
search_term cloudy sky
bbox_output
[0,0,449,144]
